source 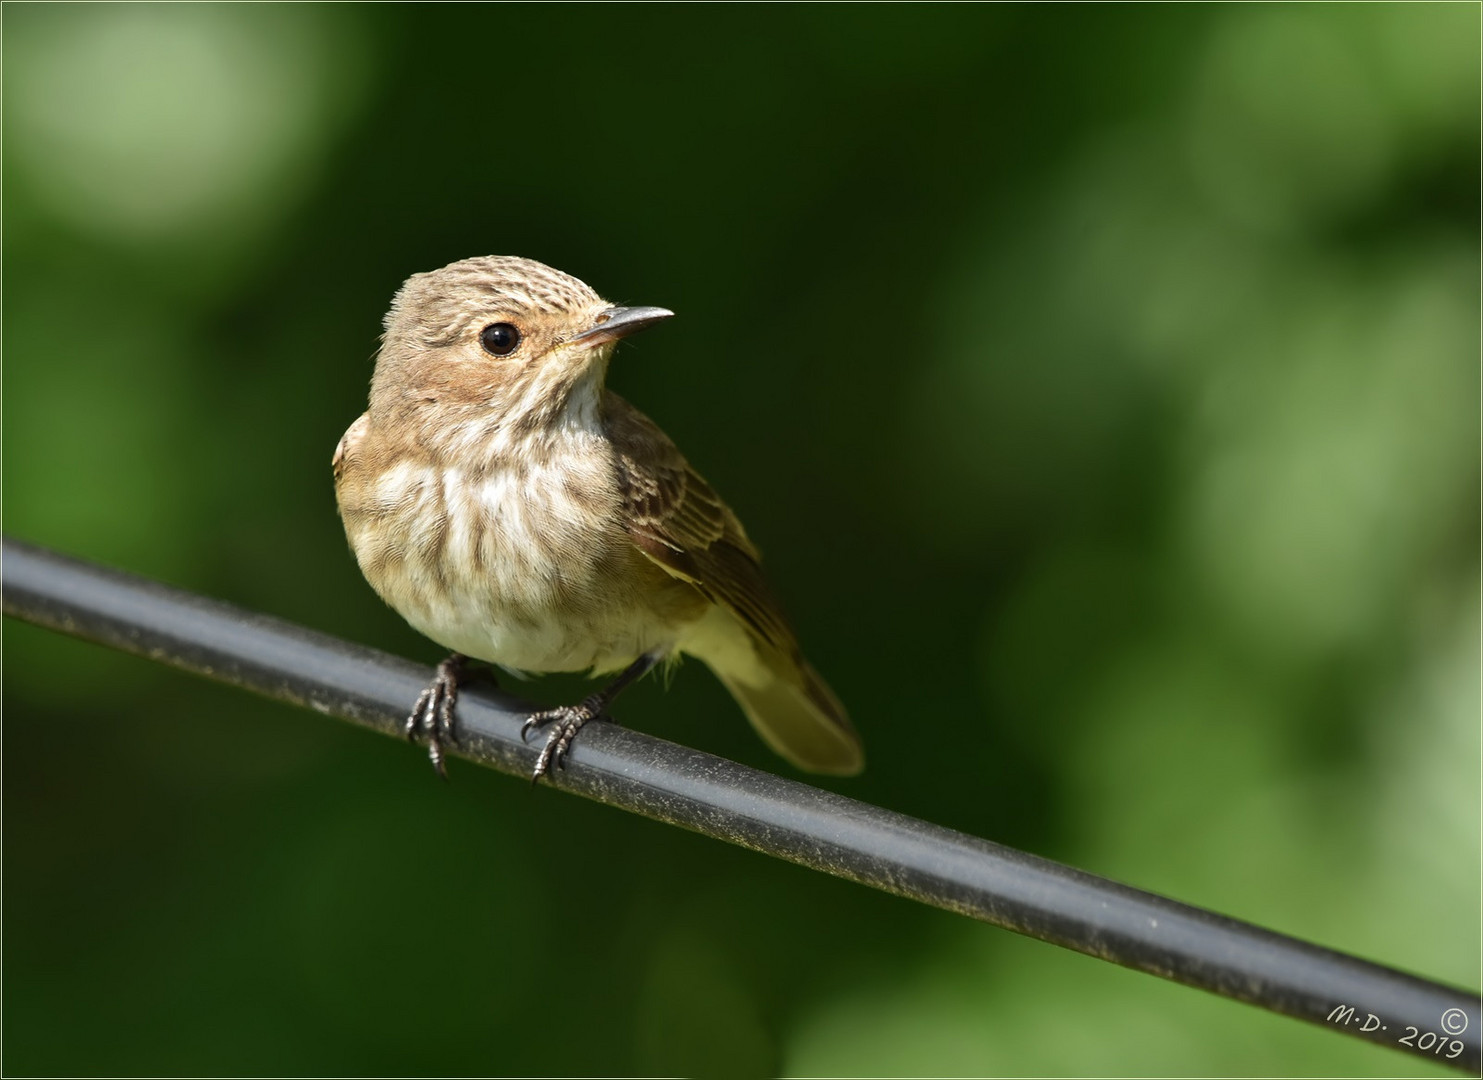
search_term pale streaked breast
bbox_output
[337,434,705,674]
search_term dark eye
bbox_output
[479,322,521,356]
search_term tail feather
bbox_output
[712,658,863,776]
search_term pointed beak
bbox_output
[570,305,674,348]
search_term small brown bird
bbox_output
[333,256,862,781]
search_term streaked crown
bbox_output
[386,255,604,348]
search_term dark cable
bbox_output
[3,536,1477,1072]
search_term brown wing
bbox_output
[603,394,798,656]
[604,393,863,775]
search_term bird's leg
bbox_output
[407,653,496,778]
[521,650,663,783]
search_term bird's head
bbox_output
[369,255,672,453]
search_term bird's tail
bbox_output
[710,653,863,776]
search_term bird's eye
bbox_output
[479,322,521,356]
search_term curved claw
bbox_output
[510,653,662,783]
[522,703,601,784]
[405,654,467,777]
[407,686,432,741]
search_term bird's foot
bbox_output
[407,653,472,779]
[520,694,611,783]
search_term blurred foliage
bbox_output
[4,4,1478,1076]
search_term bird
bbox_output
[333,255,862,781]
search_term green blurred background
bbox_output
[5,4,1478,1076]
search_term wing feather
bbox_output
[603,395,796,655]
[603,393,863,774]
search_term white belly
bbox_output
[347,457,692,675]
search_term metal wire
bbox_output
[4,535,1477,1072]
